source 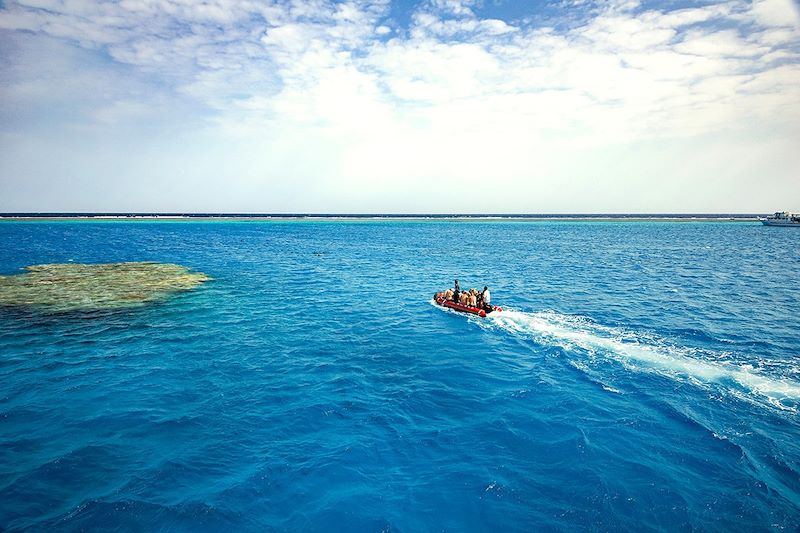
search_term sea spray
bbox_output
[470,308,800,411]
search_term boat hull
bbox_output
[434,296,501,317]
[761,219,800,227]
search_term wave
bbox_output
[471,308,800,411]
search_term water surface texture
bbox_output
[1,220,798,531]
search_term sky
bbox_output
[0,0,799,213]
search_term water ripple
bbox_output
[0,220,798,531]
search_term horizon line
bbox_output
[0,212,770,218]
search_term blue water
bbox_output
[1,220,799,531]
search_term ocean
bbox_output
[0,219,798,531]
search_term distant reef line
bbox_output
[0,213,763,221]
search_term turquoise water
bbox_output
[1,220,799,531]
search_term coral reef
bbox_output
[0,262,209,312]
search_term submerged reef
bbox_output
[0,262,209,312]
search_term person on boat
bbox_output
[443,288,453,301]
[468,289,478,308]
[453,279,460,302]
[481,286,491,310]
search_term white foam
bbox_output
[485,309,800,409]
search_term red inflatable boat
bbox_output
[434,296,502,318]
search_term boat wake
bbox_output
[475,309,800,412]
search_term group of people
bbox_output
[436,279,492,311]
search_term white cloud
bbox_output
[749,0,800,27]
[0,0,799,211]
[675,28,768,57]
[430,0,477,17]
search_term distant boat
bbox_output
[760,212,800,227]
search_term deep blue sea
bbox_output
[1,220,799,532]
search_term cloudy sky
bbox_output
[0,0,798,213]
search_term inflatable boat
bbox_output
[434,296,502,318]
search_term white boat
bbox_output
[760,211,800,227]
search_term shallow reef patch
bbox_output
[0,262,210,312]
